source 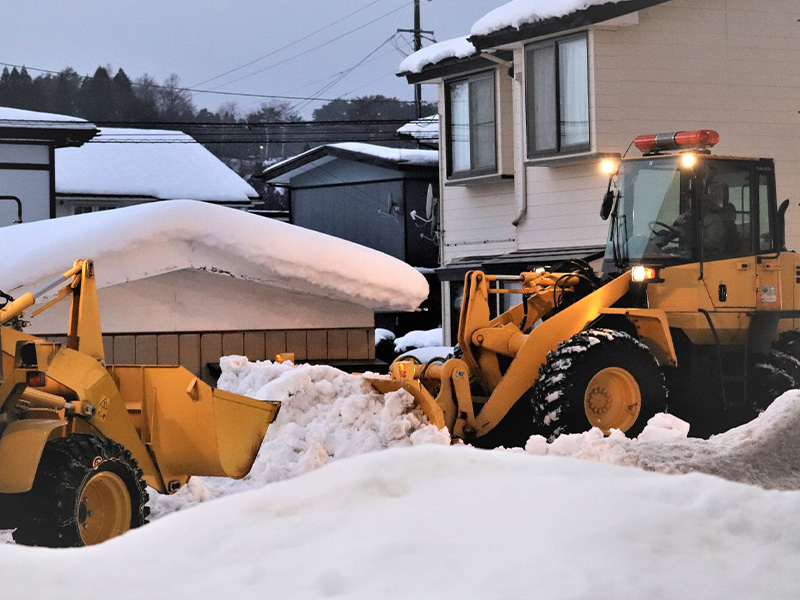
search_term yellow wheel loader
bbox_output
[0,259,280,547]
[370,129,800,446]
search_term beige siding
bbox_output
[592,0,800,247]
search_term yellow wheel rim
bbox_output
[584,367,641,434]
[78,471,131,545]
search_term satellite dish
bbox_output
[425,184,435,220]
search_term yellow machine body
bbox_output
[0,259,280,494]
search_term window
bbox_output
[525,33,589,157]
[446,71,497,177]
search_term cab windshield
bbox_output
[604,156,775,268]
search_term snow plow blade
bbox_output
[110,365,280,482]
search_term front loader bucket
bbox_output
[111,366,280,483]
[365,376,446,429]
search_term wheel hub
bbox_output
[584,367,642,434]
[77,470,132,545]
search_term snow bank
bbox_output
[472,0,629,37]
[394,327,443,352]
[0,200,428,312]
[398,36,476,74]
[56,128,258,202]
[150,357,449,517]
[4,445,800,599]
[527,391,800,490]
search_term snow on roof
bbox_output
[397,36,477,74]
[262,142,438,183]
[330,142,438,166]
[471,0,629,37]
[0,200,428,312]
[0,106,90,126]
[55,128,257,202]
[397,115,439,142]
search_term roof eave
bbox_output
[0,123,99,148]
[399,55,498,85]
[469,0,672,50]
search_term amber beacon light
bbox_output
[634,130,719,154]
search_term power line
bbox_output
[206,1,413,92]
[191,0,388,88]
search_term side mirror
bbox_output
[778,199,789,251]
[600,190,615,221]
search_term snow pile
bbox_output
[374,328,395,344]
[472,0,629,37]
[56,128,258,202]
[399,346,455,364]
[394,327,443,352]
[526,391,800,490]
[4,445,800,599]
[0,200,428,312]
[150,357,449,517]
[398,36,477,74]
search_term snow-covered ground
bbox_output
[4,358,800,598]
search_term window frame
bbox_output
[524,32,591,160]
[444,70,498,179]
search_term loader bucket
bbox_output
[110,366,280,482]
[364,376,446,430]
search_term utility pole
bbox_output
[398,0,434,119]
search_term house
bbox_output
[0,200,428,381]
[55,128,259,216]
[398,0,800,343]
[0,106,97,225]
[259,142,442,332]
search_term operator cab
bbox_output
[601,130,781,275]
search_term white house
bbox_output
[398,0,800,342]
[0,200,428,380]
[55,128,259,216]
[0,107,97,225]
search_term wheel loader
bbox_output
[369,129,800,446]
[0,259,280,547]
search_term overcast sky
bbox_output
[2,0,502,118]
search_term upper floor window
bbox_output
[446,71,497,177]
[525,33,589,158]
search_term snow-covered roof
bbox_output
[55,128,257,203]
[471,0,668,39]
[0,200,428,312]
[0,106,97,147]
[397,116,439,144]
[397,36,478,75]
[261,142,438,184]
[473,0,615,36]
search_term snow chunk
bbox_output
[472,0,630,37]
[0,200,428,312]
[398,36,477,74]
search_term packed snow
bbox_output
[56,128,258,203]
[472,0,630,36]
[393,327,443,352]
[0,200,428,312]
[4,356,800,597]
[397,36,477,74]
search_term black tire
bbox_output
[12,434,149,547]
[749,350,800,413]
[774,329,800,362]
[532,328,668,441]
